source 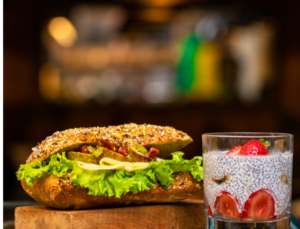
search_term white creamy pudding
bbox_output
[204,151,293,217]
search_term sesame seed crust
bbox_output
[27,123,193,164]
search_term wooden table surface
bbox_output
[15,199,206,229]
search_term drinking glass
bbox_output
[202,133,293,228]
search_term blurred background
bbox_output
[3,0,300,225]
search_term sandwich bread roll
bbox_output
[17,123,203,209]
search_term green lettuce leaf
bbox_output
[16,152,203,198]
[16,153,74,186]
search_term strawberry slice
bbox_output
[243,189,276,219]
[214,191,242,218]
[226,145,242,155]
[207,203,213,216]
[239,140,268,156]
[204,194,213,216]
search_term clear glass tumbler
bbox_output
[202,133,293,228]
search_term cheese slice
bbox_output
[77,158,149,172]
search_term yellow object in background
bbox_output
[193,41,224,102]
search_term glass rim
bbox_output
[202,132,293,138]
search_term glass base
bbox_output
[206,216,291,229]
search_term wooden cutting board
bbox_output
[15,199,206,229]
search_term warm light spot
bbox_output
[136,0,184,7]
[136,8,174,22]
[48,17,77,47]
[39,63,60,100]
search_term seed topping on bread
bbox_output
[27,123,192,163]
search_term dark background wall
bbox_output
[4,0,300,203]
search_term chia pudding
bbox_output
[204,151,293,218]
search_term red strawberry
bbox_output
[207,203,213,216]
[239,140,268,156]
[243,189,276,220]
[204,194,213,216]
[226,145,242,155]
[214,191,242,218]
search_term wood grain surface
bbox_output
[15,199,206,229]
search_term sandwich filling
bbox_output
[17,141,203,198]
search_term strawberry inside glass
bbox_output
[203,133,293,222]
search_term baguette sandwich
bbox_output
[16,123,203,209]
